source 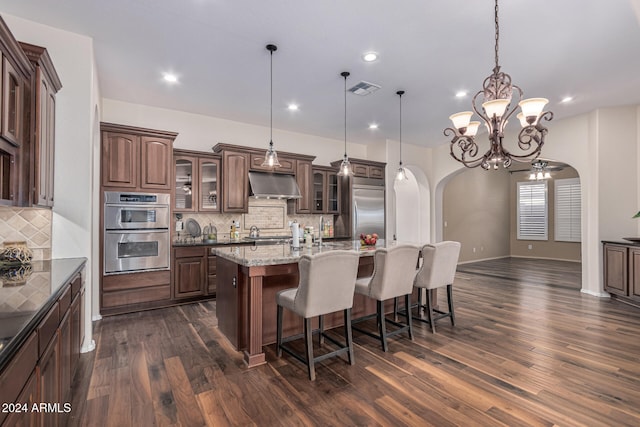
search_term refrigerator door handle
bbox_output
[353,199,358,236]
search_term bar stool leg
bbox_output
[405,293,414,341]
[393,297,399,322]
[447,284,455,326]
[276,305,283,357]
[377,300,388,352]
[426,288,436,333]
[344,308,355,365]
[304,318,315,381]
[319,315,325,346]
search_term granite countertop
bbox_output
[214,240,400,267]
[0,257,87,372]
[602,239,640,246]
[173,235,350,247]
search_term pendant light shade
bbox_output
[337,71,353,177]
[262,44,281,167]
[395,90,408,181]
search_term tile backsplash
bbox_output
[0,207,52,260]
[176,199,331,242]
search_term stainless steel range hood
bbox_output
[248,171,302,199]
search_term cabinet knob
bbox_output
[232,276,237,288]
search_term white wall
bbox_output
[102,99,367,166]
[3,13,99,351]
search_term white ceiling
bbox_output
[1,0,640,148]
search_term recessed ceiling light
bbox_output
[561,96,573,103]
[369,123,379,130]
[363,52,378,62]
[287,104,299,111]
[455,91,467,98]
[163,72,178,84]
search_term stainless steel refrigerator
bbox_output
[352,177,385,239]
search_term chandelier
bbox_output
[444,0,553,170]
[529,160,551,180]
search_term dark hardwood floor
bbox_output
[67,258,640,426]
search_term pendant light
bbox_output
[262,44,281,167]
[337,71,353,176]
[395,90,408,181]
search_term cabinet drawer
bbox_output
[59,284,71,315]
[175,246,205,258]
[102,270,170,292]
[208,256,217,274]
[37,301,59,356]
[0,332,37,416]
[102,285,171,308]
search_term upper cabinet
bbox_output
[174,149,220,213]
[249,153,296,174]
[0,16,33,206]
[312,166,340,214]
[221,150,249,213]
[345,159,386,179]
[295,159,312,213]
[20,42,62,207]
[101,123,177,192]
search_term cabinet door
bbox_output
[295,160,312,213]
[174,156,196,212]
[0,144,16,204]
[630,248,640,301]
[326,172,340,214]
[70,293,81,378]
[603,244,628,296]
[59,309,72,403]
[352,164,369,178]
[198,157,220,212]
[222,151,249,213]
[249,153,295,173]
[3,370,39,427]
[312,171,325,213]
[39,332,60,427]
[102,132,137,188]
[174,256,207,298]
[140,136,172,190]
[35,74,56,207]
[208,255,217,295]
[46,87,56,205]
[2,56,22,147]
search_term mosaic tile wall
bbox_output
[176,199,332,243]
[0,207,52,260]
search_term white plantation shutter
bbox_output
[517,181,548,240]
[555,178,581,242]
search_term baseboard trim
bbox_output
[92,314,102,321]
[510,255,581,263]
[457,255,510,265]
[81,339,96,353]
[580,288,610,298]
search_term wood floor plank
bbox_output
[68,258,640,426]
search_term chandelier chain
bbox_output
[494,0,500,72]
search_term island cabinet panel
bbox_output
[222,150,249,213]
[208,255,217,295]
[216,257,243,349]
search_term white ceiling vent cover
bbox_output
[348,81,381,96]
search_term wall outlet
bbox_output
[528,244,533,250]
[473,247,476,253]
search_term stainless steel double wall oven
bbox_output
[103,191,170,274]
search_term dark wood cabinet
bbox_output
[603,242,640,307]
[1,55,23,147]
[174,248,207,299]
[20,42,62,207]
[101,270,171,313]
[208,254,217,295]
[295,160,312,213]
[2,369,39,427]
[58,309,71,402]
[101,123,177,191]
[249,153,296,173]
[333,158,386,180]
[174,150,220,213]
[312,166,340,214]
[39,332,59,427]
[221,150,249,213]
[70,292,81,379]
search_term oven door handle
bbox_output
[105,229,169,234]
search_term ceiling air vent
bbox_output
[348,81,381,96]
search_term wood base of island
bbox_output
[217,255,385,367]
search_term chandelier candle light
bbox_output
[396,90,407,181]
[262,44,281,168]
[444,0,553,170]
[337,71,353,176]
[529,160,551,180]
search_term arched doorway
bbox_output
[394,165,430,244]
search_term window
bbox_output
[517,181,547,240]
[555,178,581,242]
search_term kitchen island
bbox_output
[214,241,400,367]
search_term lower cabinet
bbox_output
[173,247,217,300]
[603,242,640,306]
[101,270,171,314]
[0,271,84,427]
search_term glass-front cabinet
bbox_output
[198,157,219,212]
[312,167,340,214]
[174,150,221,213]
[175,156,195,212]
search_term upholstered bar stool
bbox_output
[352,245,420,352]
[276,250,360,381]
[412,241,461,333]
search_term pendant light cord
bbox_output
[343,73,348,157]
[397,90,405,166]
[270,47,273,146]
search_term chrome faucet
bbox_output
[318,215,324,247]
